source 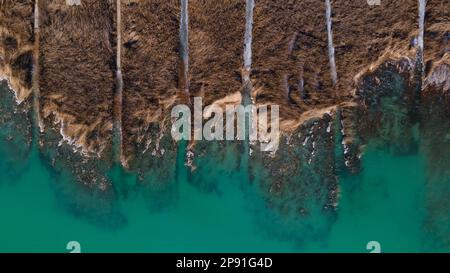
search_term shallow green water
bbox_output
[0,138,443,253]
[0,85,448,253]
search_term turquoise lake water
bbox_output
[0,84,448,253]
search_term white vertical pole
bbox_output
[325,0,338,86]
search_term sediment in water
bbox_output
[420,85,450,250]
[38,0,121,226]
[420,3,450,248]
[186,0,247,191]
[0,1,34,182]
[0,83,32,183]
[120,0,181,211]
